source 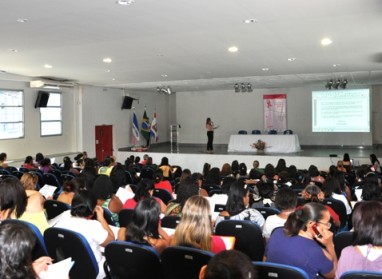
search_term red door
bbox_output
[95,125,113,162]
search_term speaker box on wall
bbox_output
[34,91,50,108]
[121,96,134,110]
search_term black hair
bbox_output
[70,190,97,218]
[176,180,200,208]
[24,156,33,164]
[275,158,287,174]
[263,164,275,180]
[0,177,27,219]
[63,180,78,193]
[110,164,127,192]
[35,153,44,163]
[154,169,164,183]
[275,187,297,211]
[284,202,328,236]
[91,175,114,200]
[125,197,161,243]
[0,153,7,161]
[308,165,320,177]
[0,222,36,279]
[257,182,275,199]
[205,167,221,185]
[102,158,112,167]
[226,182,248,216]
[160,157,169,166]
[239,163,247,176]
[204,250,257,279]
[361,182,382,201]
[322,177,342,197]
[352,201,382,246]
[133,179,155,202]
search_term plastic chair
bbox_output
[30,171,45,189]
[340,271,382,279]
[214,204,226,212]
[140,167,155,180]
[0,169,11,175]
[268,130,278,134]
[256,207,280,220]
[12,170,25,179]
[2,219,48,261]
[118,208,135,228]
[283,129,293,134]
[238,130,248,134]
[215,220,265,261]
[44,200,71,220]
[161,246,214,279]
[60,173,75,186]
[19,167,31,173]
[252,130,262,134]
[153,188,173,205]
[5,166,18,172]
[323,198,348,229]
[201,184,221,196]
[44,227,99,279]
[161,215,181,229]
[104,241,164,279]
[253,261,309,279]
[125,171,135,184]
[333,231,353,258]
[43,173,62,197]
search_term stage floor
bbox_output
[117,143,380,173]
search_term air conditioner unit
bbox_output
[30,79,75,89]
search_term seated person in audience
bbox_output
[54,190,114,279]
[336,201,382,278]
[275,158,288,174]
[118,197,170,254]
[321,177,352,215]
[61,156,80,176]
[220,163,233,178]
[123,179,166,213]
[308,164,325,184]
[360,182,382,203]
[159,156,172,180]
[39,158,53,174]
[91,175,123,227]
[199,250,257,279]
[0,152,9,168]
[57,180,78,205]
[172,195,226,254]
[262,187,297,241]
[336,160,347,173]
[214,182,265,229]
[251,181,277,208]
[301,184,340,228]
[248,160,262,180]
[154,169,173,194]
[110,163,135,194]
[35,152,44,167]
[265,202,337,279]
[19,173,50,234]
[145,156,157,171]
[98,157,113,176]
[166,178,199,216]
[21,155,38,170]
[342,153,352,172]
[204,167,222,186]
[0,221,53,279]
[191,172,209,197]
[0,177,27,221]
[174,168,191,194]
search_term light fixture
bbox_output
[228,46,238,52]
[321,38,332,46]
[44,64,53,69]
[287,57,296,62]
[103,58,112,63]
[117,0,134,5]
[16,18,28,23]
[325,79,347,90]
[156,86,174,95]
[243,19,258,24]
[234,83,253,93]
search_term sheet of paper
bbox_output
[116,186,135,204]
[39,184,57,199]
[39,257,74,279]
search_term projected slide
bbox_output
[312,89,370,132]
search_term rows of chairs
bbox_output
[237,129,293,135]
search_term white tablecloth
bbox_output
[228,134,301,153]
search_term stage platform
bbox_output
[117,143,380,174]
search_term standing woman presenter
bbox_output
[206,118,219,153]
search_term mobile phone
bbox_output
[312,223,322,238]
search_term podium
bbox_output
[170,124,179,153]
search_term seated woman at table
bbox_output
[336,201,382,278]
[265,202,337,279]
[118,197,170,254]
[172,195,226,254]
[214,182,265,229]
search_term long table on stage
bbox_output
[228,134,301,153]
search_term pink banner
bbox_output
[263,94,287,132]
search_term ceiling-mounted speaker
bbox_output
[121,96,134,110]
[34,91,50,108]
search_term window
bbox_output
[0,90,24,140]
[40,92,62,136]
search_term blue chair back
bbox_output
[256,207,280,220]
[252,129,262,134]
[340,271,382,279]
[44,200,71,220]
[253,261,309,279]
[153,188,173,205]
[44,227,99,279]
[238,130,248,134]
[283,129,293,134]
[268,129,278,134]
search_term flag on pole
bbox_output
[141,109,150,140]
[150,110,159,143]
[132,111,140,145]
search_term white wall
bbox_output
[176,85,381,147]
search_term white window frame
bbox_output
[40,92,62,137]
[0,89,24,140]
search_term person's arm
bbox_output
[94,205,115,246]
[33,256,53,275]
[109,195,123,213]
[314,226,337,279]
[117,227,126,241]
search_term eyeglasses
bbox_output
[318,221,331,229]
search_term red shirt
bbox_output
[155,180,173,194]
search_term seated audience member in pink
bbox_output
[123,179,166,213]
[118,197,170,254]
[335,201,382,278]
[21,155,37,170]
[172,195,226,254]
[154,169,173,194]
[199,250,257,279]
[265,202,337,279]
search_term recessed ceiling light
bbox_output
[117,0,134,5]
[103,58,112,63]
[105,69,111,73]
[161,74,168,78]
[44,64,53,69]
[112,78,116,81]
[332,64,341,67]
[228,46,238,52]
[16,18,28,23]
[262,68,269,71]
[243,19,259,24]
[287,57,296,62]
[9,49,18,53]
[321,38,332,46]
